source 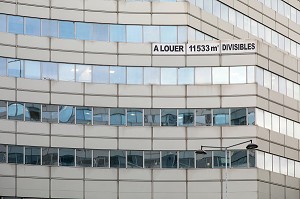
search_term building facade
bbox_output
[0,0,300,198]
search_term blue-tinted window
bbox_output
[42,62,58,80]
[127,151,143,168]
[59,21,75,39]
[178,68,194,84]
[162,151,177,168]
[25,146,41,165]
[110,25,125,42]
[144,151,160,168]
[25,17,40,36]
[59,106,75,124]
[160,26,177,43]
[127,25,142,43]
[76,22,93,40]
[92,66,109,84]
[196,109,212,126]
[0,57,6,76]
[127,109,143,126]
[8,15,23,34]
[0,14,7,32]
[59,64,75,81]
[59,148,75,166]
[8,145,23,164]
[42,104,58,123]
[248,108,255,125]
[93,150,109,167]
[93,24,109,41]
[110,150,126,168]
[161,68,177,85]
[231,150,247,168]
[93,108,108,125]
[213,108,229,126]
[76,149,92,167]
[76,65,91,82]
[178,26,187,43]
[144,67,160,84]
[143,26,159,43]
[42,148,58,166]
[178,109,194,126]
[161,109,177,126]
[0,144,6,163]
[24,60,40,79]
[7,59,24,78]
[213,151,229,168]
[231,108,246,125]
[76,107,92,125]
[127,67,143,84]
[0,101,7,119]
[41,19,58,37]
[110,66,126,84]
[196,151,212,168]
[110,108,125,126]
[8,102,24,121]
[25,103,41,122]
[144,109,160,126]
[179,151,194,168]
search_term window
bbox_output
[280,157,287,175]
[162,151,177,168]
[127,151,143,168]
[25,17,40,36]
[76,107,92,125]
[24,60,40,79]
[256,151,264,169]
[195,67,211,84]
[127,109,143,126]
[59,106,75,124]
[213,151,229,168]
[8,145,23,164]
[59,21,75,39]
[144,109,160,126]
[160,26,177,43]
[144,151,160,168]
[213,109,229,126]
[42,105,58,123]
[76,149,92,167]
[144,67,160,85]
[59,148,75,166]
[196,109,212,126]
[213,67,229,84]
[161,68,177,85]
[7,59,24,78]
[264,153,272,171]
[93,24,109,41]
[178,26,187,43]
[0,101,7,119]
[110,66,126,84]
[25,146,41,165]
[161,109,177,126]
[248,150,255,167]
[230,67,246,84]
[236,12,244,29]
[264,112,271,130]
[230,150,247,167]
[279,77,286,95]
[127,67,143,84]
[212,0,221,18]
[41,19,58,37]
[221,4,229,22]
[93,150,109,167]
[59,64,75,81]
[178,109,194,126]
[279,117,287,135]
[0,14,6,32]
[179,151,194,168]
[93,66,109,84]
[0,145,6,163]
[93,108,108,125]
[41,62,58,80]
[287,80,294,98]
[273,155,280,173]
[196,151,212,168]
[143,26,159,43]
[42,148,58,166]
[110,108,125,126]
[272,114,279,132]
[110,150,126,168]
[25,103,41,122]
[247,108,255,125]
[8,15,23,34]
[263,70,271,89]
[203,0,213,13]
[76,65,91,83]
[178,68,194,85]
[76,22,93,40]
[231,108,246,125]
[0,57,6,76]
[288,159,295,177]
[8,102,24,121]
[110,25,125,42]
[286,120,294,137]
[127,25,142,43]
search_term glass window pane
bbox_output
[248,149,255,167]
[8,145,23,164]
[279,77,286,95]
[0,57,6,76]
[144,67,160,85]
[8,102,24,121]
[25,146,41,165]
[236,12,244,29]
[294,122,300,139]
[7,59,24,78]
[279,117,287,135]
[178,109,194,126]
[178,68,194,85]
[93,150,109,167]
[42,105,58,123]
[76,65,91,82]
[287,80,294,98]
[287,120,294,137]
[110,150,126,168]
[127,25,142,43]
[213,109,229,126]
[0,144,6,163]
[76,149,92,167]
[250,20,258,36]
[0,101,7,119]
[127,67,143,84]
[247,108,255,125]
[244,16,251,32]
[179,151,194,168]
[280,157,287,175]
[25,103,41,122]
[76,22,93,40]
[271,74,279,92]
[256,109,264,127]
[264,153,272,171]
[110,108,125,126]
[25,61,40,79]
[271,31,278,47]
[188,28,196,41]
[221,4,229,22]
[295,162,300,178]
[110,25,125,42]
[144,151,160,168]
[212,0,220,18]
[178,26,187,43]
[213,151,229,168]
[160,26,177,43]
[271,114,279,132]
[59,64,75,81]
[264,111,272,130]
[195,67,211,84]
[8,15,23,34]
[0,14,7,32]
[93,24,109,41]
[231,108,246,125]
[127,151,143,168]
[144,109,160,126]
[42,62,58,80]
[196,151,212,168]
[143,26,159,43]
[59,148,75,166]
[196,109,212,126]
[256,67,263,86]
[42,148,58,166]
[110,66,126,84]
[59,106,75,124]
[93,108,108,125]
[288,160,295,177]
[92,66,109,84]
[273,155,280,173]
[229,8,236,25]
[263,70,271,89]
[294,83,300,100]
[161,109,177,126]
[41,19,58,37]
[25,17,40,36]
[162,151,177,168]
[230,150,247,168]
[230,66,246,84]
[161,68,177,85]
[59,21,75,39]
[76,107,92,125]
[256,151,264,169]
[213,67,229,84]
[127,109,143,126]
[204,0,213,13]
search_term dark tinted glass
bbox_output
[8,102,24,121]
[0,101,7,119]
[249,150,255,167]
[231,108,246,125]
[144,151,160,168]
[110,108,125,126]
[127,109,143,126]
[93,150,109,167]
[127,151,143,168]
[25,147,41,165]
[59,106,75,124]
[213,109,229,126]
[179,151,194,168]
[161,109,177,126]
[162,151,177,168]
[76,149,92,167]
[59,148,75,166]
[0,144,6,163]
[42,148,58,166]
[110,150,126,168]
[144,109,160,126]
[76,107,92,125]
[213,151,229,168]
[230,150,247,168]
[25,103,41,122]
[93,108,108,125]
[178,109,194,126]
[196,151,212,168]
[196,109,212,126]
[8,145,23,164]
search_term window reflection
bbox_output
[41,19,58,37]
[59,64,75,81]
[0,14,6,32]
[247,108,255,125]
[93,66,109,84]
[76,65,91,83]
[25,17,40,36]
[178,68,194,84]
[59,21,74,39]
[127,67,143,84]
[42,148,58,166]
[196,109,212,126]
[7,59,24,78]
[76,149,92,167]
[144,67,160,85]
[93,24,109,41]
[25,103,41,122]
[76,22,93,40]
[161,109,177,126]
[76,107,92,125]
[213,67,229,84]
[178,109,194,126]
[213,151,229,168]
[110,66,126,84]
[179,151,194,168]
[144,151,160,168]
[230,67,246,84]
[110,25,125,42]
[93,150,109,167]
[127,151,143,168]
[0,57,6,76]
[230,150,247,167]
[127,109,143,126]
[127,25,142,43]
[0,144,6,163]
[93,108,109,125]
[8,145,23,164]
[8,102,24,121]
[59,148,75,166]
[160,26,177,43]
[231,108,246,125]
[0,101,7,119]
[42,62,58,80]
[195,68,212,84]
[196,151,212,168]
[8,16,23,34]
[59,106,75,124]
[110,108,125,126]
[42,105,58,123]
[161,68,177,85]
[162,151,177,168]
[25,146,41,165]
[144,109,160,126]
[213,109,229,126]
[110,150,126,168]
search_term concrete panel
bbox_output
[119,169,151,181]
[119,181,151,199]
[85,95,117,107]
[187,97,220,108]
[153,127,185,138]
[119,96,151,108]
[0,76,16,89]
[119,85,151,96]
[153,140,185,150]
[85,83,117,96]
[17,165,49,178]
[17,78,50,92]
[85,138,117,149]
[17,90,50,104]
[153,97,185,108]
[17,178,49,198]
[188,182,221,199]
[18,34,49,49]
[51,167,83,179]
[0,177,15,196]
[85,181,117,199]
[51,93,83,106]
[153,86,185,97]
[51,51,83,64]
[51,123,83,137]
[221,54,256,66]
[17,134,49,147]
[85,125,118,138]
[51,179,83,199]
[17,47,50,61]
[119,139,151,150]
[187,139,221,150]
[85,41,117,54]
[0,89,15,101]
[153,170,186,181]
[85,168,117,180]
[187,85,220,97]
[119,127,151,138]
[152,56,185,67]
[187,126,221,138]
[51,136,83,148]
[17,121,49,135]
[153,182,186,199]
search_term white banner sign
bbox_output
[152,40,257,55]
